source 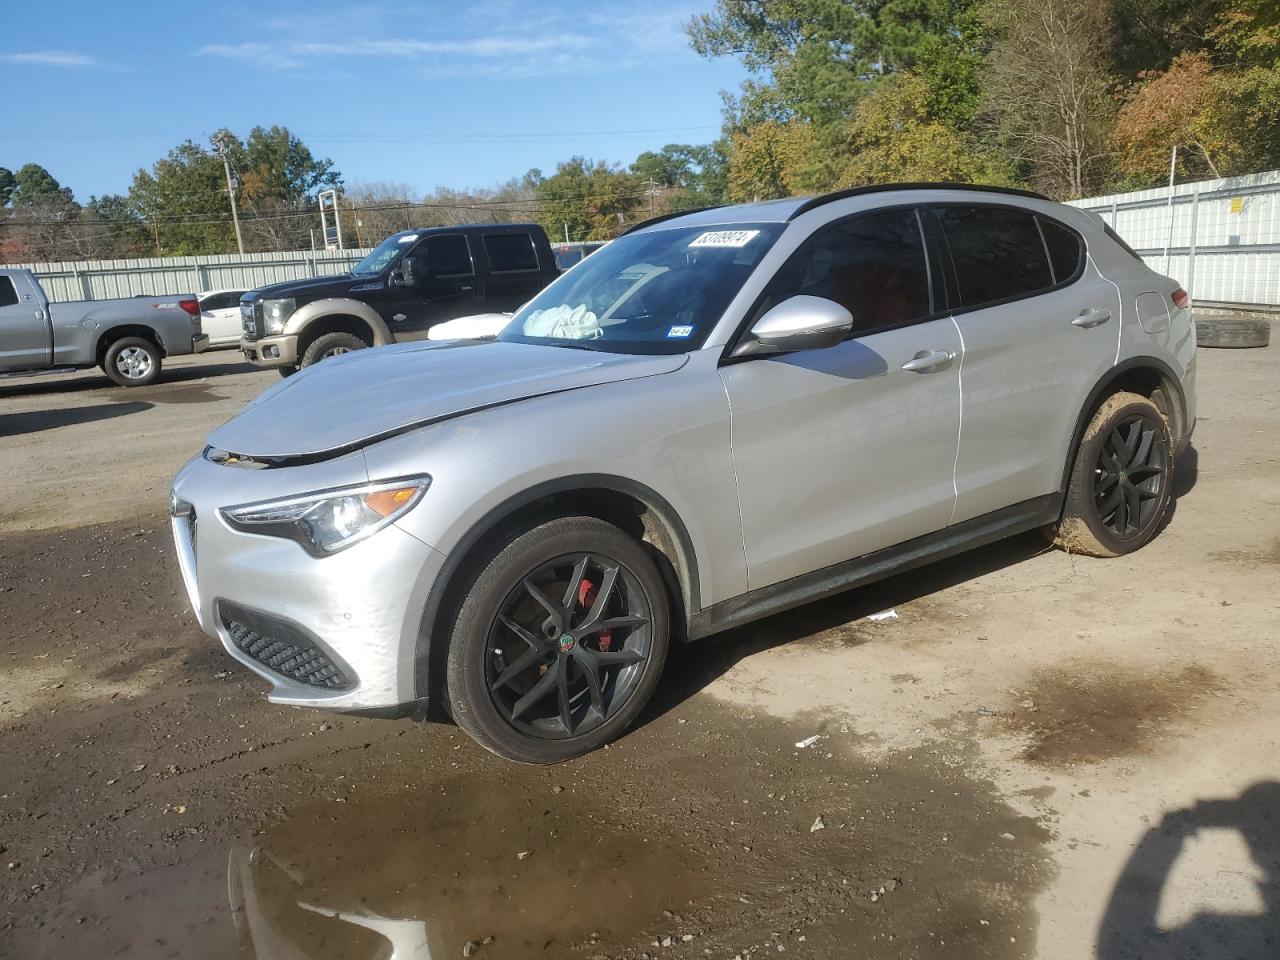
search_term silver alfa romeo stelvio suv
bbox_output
[171,184,1196,762]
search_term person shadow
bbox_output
[1097,781,1280,959]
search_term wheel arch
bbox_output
[286,299,392,356]
[413,474,702,711]
[1060,356,1189,494]
[95,324,165,364]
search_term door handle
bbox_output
[459,285,473,291]
[901,349,955,373]
[1072,308,1111,328]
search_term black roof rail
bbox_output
[620,206,719,236]
[788,182,1049,220]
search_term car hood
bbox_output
[206,339,688,459]
[247,274,359,301]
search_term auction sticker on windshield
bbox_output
[688,230,760,248]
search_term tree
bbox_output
[688,0,987,129]
[0,168,15,207]
[829,73,1012,188]
[726,121,817,201]
[534,158,641,241]
[980,0,1115,198]
[11,163,74,207]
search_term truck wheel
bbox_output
[1047,391,1173,558]
[102,336,161,387]
[277,365,298,379]
[445,515,670,764]
[300,332,366,368]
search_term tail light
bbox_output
[178,298,201,317]
[1171,288,1189,309]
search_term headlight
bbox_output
[221,477,430,556]
[262,298,296,334]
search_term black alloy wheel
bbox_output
[1049,390,1174,558]
[445,515,671,763]
[486,552,653,739]
[1093,414,1169,539]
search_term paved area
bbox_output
[0,341,1277,960]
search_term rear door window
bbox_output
[484,233,540,273]
[0,276,21,308]
[1038,217,1084,284]
[934,206,1053,308]
[756,208,933,335]
[415,234,474,277]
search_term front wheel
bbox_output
[102,336,161,387]
[1048,391,1173,558]
[445,516,670,763]
[300,332,366,368]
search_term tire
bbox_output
[102,336,161,387]
[445,515,671,763]
[299,332,366,368]
[277,365,298,379]
[1048,391,1173,558]
[1195,316,1270,349]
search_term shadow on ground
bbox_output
[0,400,152,438]
[1098,781,1280,959]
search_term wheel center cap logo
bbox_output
[559,633,575,652]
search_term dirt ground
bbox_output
[0,341,1277,960]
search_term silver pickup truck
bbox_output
[0,267,209,387]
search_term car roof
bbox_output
[390,223,542,240]
[625,182,1051,236]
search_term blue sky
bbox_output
[2,0,747,201]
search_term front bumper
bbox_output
[171,453,447,712]
[241,334,299,368]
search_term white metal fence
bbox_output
[5,247,374,303]
[1068,169,1280,309]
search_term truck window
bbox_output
[484,233,539,273]
[414,234,474,277]
[0,276,19,308]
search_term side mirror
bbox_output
[744,295,852,354]
[394,257,423,287]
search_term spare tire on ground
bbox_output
[1195,316,1271,348]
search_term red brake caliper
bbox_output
[577,579,613,651]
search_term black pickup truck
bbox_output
[240,223,559,374]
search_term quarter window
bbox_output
[415,234,473,277]
[0,276,19,308]
[934,206,1053,307]
[757,209,932,335]
[1038,217,1084,284]
[484,233,539,272]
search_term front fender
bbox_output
[284,298,392,346]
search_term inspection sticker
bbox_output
[666,324,695,339]
[688,229,760,248]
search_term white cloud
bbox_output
[2,50,100,68]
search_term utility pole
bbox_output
[213,134,245,255]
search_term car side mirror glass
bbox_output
[395,257,423,287]
[743,295,853,354]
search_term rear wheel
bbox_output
[1048,391,1173,558]
[102,336,161,387]
[276,365,298,379]
[445,515,670,763]
[300,331,366,368]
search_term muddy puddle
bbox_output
[3,521,1053,960]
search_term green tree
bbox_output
[534,158,641,241]
[11,163,75,208]
[829,73,1012,187]
[128,140,232,255]
[726,120,818,201]
[0,168,15,207]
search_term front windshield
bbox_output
[352,233,417,276]
[498,223,784,354]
